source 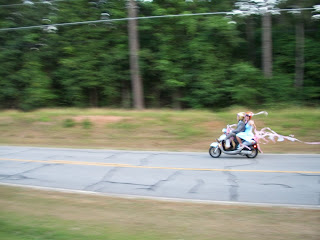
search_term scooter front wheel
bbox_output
[209,146,221,158]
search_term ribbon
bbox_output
[253,111,268,116]
[254,127,320,153]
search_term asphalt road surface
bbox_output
[0,146,319,208]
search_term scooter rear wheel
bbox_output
[209,146,221,158]
[246,147,258,158]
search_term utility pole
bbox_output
[127,0,144,109]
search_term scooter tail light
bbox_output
[253,144,257,149]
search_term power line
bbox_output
[0,11,230,31]
[0,2,48,8]
[0,0,105,8]
[0,7,316,32]
[0,0,67,8]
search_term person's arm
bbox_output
[232,121,245,134]
[249,120,256,131]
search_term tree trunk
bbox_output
[128,0,145,109]
[89,88,98,107]
[172,89,182,110]
[295,20,304,88]
[262,12,272,78]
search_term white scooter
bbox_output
[209,126,259,158]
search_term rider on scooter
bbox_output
[224,112,246,149]
[236,112,256,149]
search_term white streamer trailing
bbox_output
[253,111,268,116]
[255,127,320,145]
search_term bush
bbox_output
[62,119,76,128]
[82,120,92,129]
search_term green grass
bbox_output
[0,185,319,240]
[62,119,76,128]
[108,121,140,131]
[81,119,92,129]
[0,107,319,153]
[0,214,159,240]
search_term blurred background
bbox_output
[0,0,319,111]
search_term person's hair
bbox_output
[245,112,253,120]
[237,112,245,121]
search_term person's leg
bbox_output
[225,133,235,149]
[236,136,242,145]
[225,132,234,140]
[236,136,244,149]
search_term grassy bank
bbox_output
[0,107,319,153]
[0,185,319,240]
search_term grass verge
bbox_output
[0,107,319,153]
[0,185,319,240]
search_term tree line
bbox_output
[0,0,319,111]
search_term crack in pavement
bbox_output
[0,174,11,179]
[138,153,161,166]
[84,167,120,191]
[188,179,205,194]
[96,181,150,192]
[261,183,293,188]
[225,171,239,201]
[104,154,117,159]
[223,159,258,202]
[297,173,320,178]
[0,163,54,181]
[139,155,151,166]
[86,167,152,192]
[296,173,320,205]
[142,171,181,192]
[85,169,181,193]
[4,174,35,181]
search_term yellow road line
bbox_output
[1,157,320,174]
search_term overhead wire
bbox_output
[0,4,317,32]
[0,0,68,8]
[0,11,230,32]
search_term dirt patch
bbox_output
[72,116,131,125]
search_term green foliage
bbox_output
[0,0,319,110]
[62,119,76,128]
[81,119,92,129]
[228,62,264,106]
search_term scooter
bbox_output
[209,126,259,158]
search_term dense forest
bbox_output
[0,0,319,110]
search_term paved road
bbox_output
[0,146,319,207]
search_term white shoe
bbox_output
[237,144,243,150]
